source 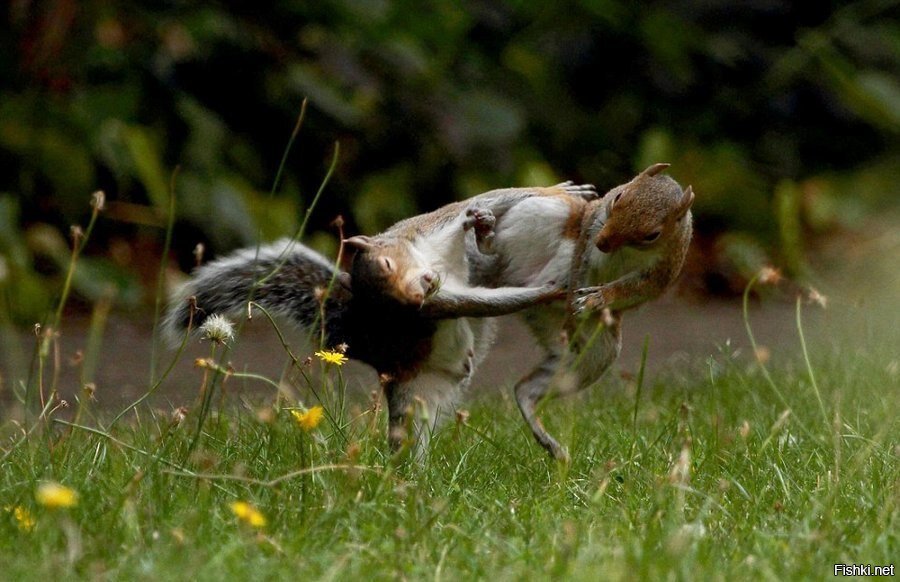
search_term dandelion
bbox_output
[14,506,36,532]
[90,190,106,212]
[194,357,213,369]
[35,482,78,509]
[70,225,84,245]
[315,350,348,366]
[200,314,235,345]
[4,506,35,532]
[291,406,324,431]
[229,501,266,528]
[806,287,828,309]
[757,266,782,286]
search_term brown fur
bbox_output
[344,235,438,307]
[594,174,692,254]
[562,196,589,240]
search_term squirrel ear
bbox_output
[343,236,376,252]
[639,163,671,178]
[677,185,695,218]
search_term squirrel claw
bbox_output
[571,292,605,314]
[557,182,599,201]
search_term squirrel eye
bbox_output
[643,231,661,243]
[381,257,394,272]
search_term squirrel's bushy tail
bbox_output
[163,239,342,344]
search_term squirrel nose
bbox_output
[421,271,439,292]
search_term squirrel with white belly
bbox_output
[466,164,694,461]
[164,183,597,455]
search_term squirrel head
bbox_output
[343,235,440,307]
[593,163,694,254]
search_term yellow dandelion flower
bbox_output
[14,506,36,532]
[229,501,266,528]
[291,406,324,431]
[315,350,348,366]
[35,482,78,509]
[5,506,36,532]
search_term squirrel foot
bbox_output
[464,206,496,254]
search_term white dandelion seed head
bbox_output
[91,190,106,212]
[200,314,235,345]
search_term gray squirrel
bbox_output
[466,163,694,461]
[164,183,597,455]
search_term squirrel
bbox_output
[164,183,597,455]
[466,164,694,461]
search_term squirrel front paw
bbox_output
[571,286,607,315]
[554,181,599,201]
[464,206,496,254]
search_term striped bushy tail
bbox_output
[163,239,343,343]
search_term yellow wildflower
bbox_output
[229,501,266,528]
[14,506,36,532]
[4,506,35,532]
[35,482,78,509]
[291,406,324,431]
[315,350,348,366]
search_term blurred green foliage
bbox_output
[1,0,899,320]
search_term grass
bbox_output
[1,290,898,580]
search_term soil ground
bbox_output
[0,294,822,414]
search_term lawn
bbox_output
[1,287,897,581]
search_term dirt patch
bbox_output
[1,294,817,415]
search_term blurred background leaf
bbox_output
[1,0,899,321]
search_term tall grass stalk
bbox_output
[795,295,829,427]
[148,167,180,384]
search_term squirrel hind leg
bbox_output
[514,354,570,463]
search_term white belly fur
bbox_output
[493,197,574,287]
